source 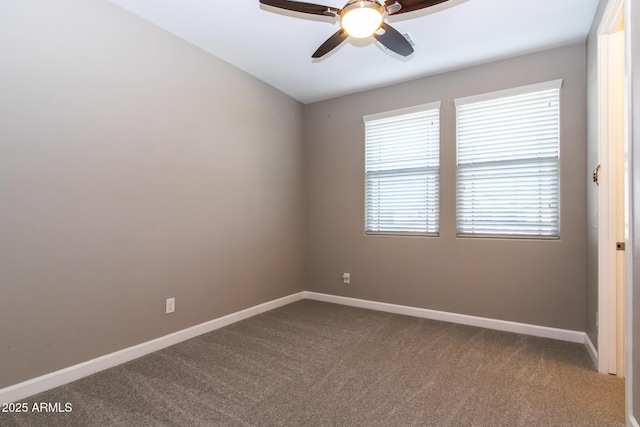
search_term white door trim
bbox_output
[596,0,633,424]
[597,0,624,376]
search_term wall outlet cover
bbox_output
[166,297,175,314]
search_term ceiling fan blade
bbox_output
[373,23,414,56]
[260,0,339,16]
[312,29,348,58]
[385,0,448,15]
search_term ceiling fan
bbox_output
[259,0,449,58]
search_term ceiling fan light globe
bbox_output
[341,2,383,38]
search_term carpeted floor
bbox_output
[0,300,625,426]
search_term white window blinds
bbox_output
[455,80,561,238]
[364,102,440,235]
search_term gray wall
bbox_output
[0,0,305,388]
[585,0,608,349]
[305,44,587,331]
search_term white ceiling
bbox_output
[109,0,599,104]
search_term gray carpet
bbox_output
[0,300,625,426]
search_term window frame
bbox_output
[363,101,441,237]
[454,80,562,240]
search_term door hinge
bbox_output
[616,242,625,251]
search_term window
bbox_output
[364,102,440,235]
[455,80,561,238]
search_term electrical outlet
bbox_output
[342,273,350,284]
[166,297,175,314]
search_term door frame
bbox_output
[597,0,626,376]
[596,0,633,421]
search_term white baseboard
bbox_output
[0,292,305,404]
[304,291,587,344]
[584,332,598,369]
[0,290,595,405]
[630,415,640,427]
